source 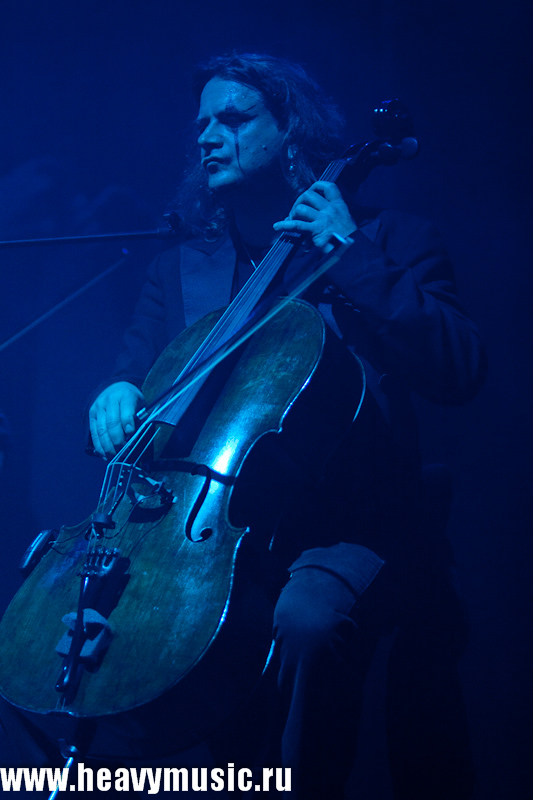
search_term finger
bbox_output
[90,405,118,459]
[105,409,127,450]
[309,181,344,201]
[289,203,318,223]
[119,394,140,436]
[293,187,329,212]
[89,411,106,458]
[273,219,314,234]
[94,406,121,458]
[313,231,337,253]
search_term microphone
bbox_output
[162,211,185,238]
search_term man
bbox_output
[88,54,485,798]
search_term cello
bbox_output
[0,101,417,759]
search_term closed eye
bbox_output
[218,112,254,129]
[195,103,257,135]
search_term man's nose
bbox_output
[197,122,223,150]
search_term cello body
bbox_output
[0,299,363,756]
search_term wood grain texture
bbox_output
[0,299,363,753]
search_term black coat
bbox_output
[103,207,486,570]
[111,207,485,409]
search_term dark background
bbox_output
[0,1,530,797]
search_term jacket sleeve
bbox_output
[83,247,187,436]
[109,249,182,390]
[327,211,487,405]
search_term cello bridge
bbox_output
[80,546,121,578]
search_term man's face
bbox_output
[196,78,286,194]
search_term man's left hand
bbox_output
[273,181,357,254]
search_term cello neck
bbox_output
[148,158,349,427]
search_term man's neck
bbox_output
[222,181,296,249]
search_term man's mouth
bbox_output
[203,158,226,173]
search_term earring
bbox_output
[287,145,297,177]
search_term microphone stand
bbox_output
[0,95,419,354]
[0,214,183,354]
[0,225,179,249]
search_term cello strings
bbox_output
[146,159,344,419]
[150,159,345,418]
[98,418,155,507]
[97,234,291,494]
[150,235,297,425]
[113,160,345,434]
[159,236,295,398]
[94,158,348,518]
[96,229,288,509]
[145,235,353,425]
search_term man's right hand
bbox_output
[89,381,145,459]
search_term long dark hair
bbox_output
[173,53,344,239]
